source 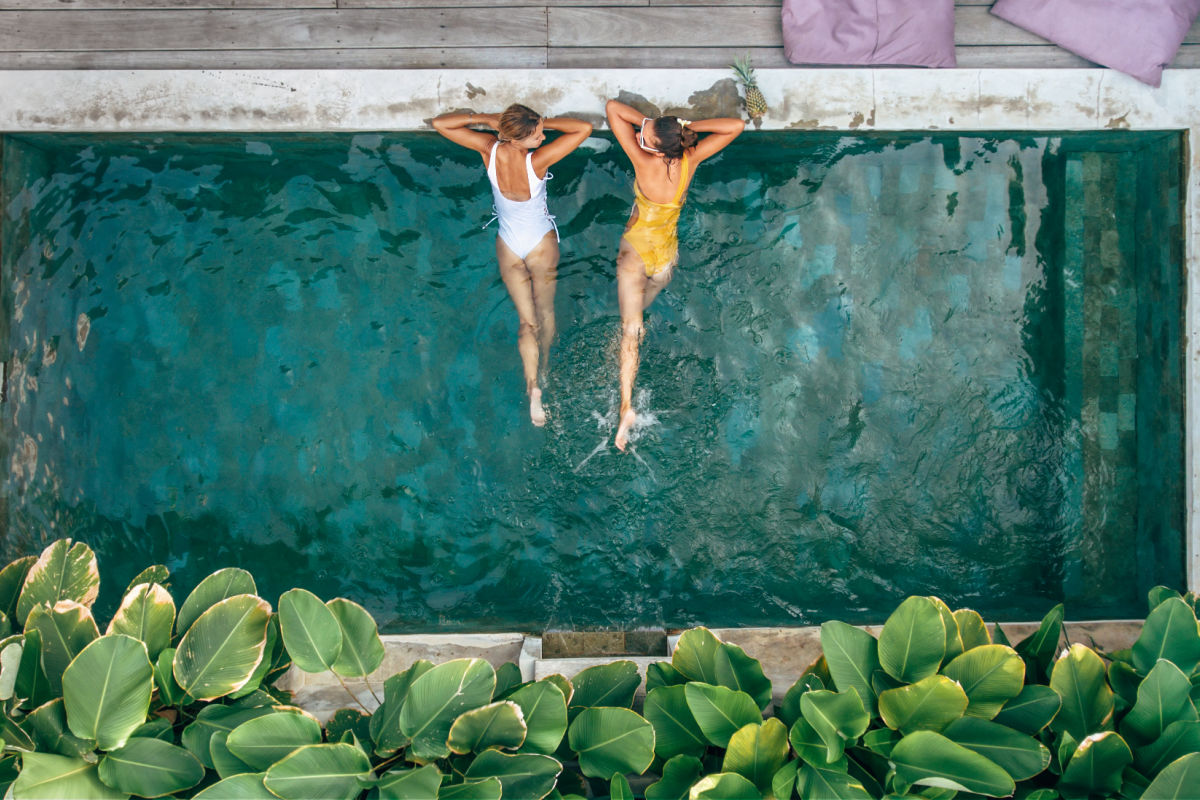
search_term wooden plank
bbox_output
[339,0,634,6]
[549,45,785,68]
[0,46,546,68]
[646,1,779,6]
[549,6,780,47]
[0,1,334,7]
[956,4,1200,46]
[953,45,1097,69]
[0,8,548,50]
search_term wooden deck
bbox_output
[0,0,1198,71]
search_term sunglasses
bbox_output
[637,118,661,153]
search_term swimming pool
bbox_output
[0,126,1185,630]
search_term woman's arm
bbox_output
[431,112,499,156]
[688,117,746,165]
[606,100,656,168]
[532,117,594,172]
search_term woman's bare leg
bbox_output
[497,236,547,426]
[523,231,559,384]
[615,240,668,451]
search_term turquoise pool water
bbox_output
[0,131,1185,630]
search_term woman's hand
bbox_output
[431,112,498,156]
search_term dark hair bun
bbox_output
[680,127,699,149]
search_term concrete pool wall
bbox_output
[1,69,1197,694]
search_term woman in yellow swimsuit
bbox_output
[605,99,745,451]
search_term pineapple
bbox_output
[731,55,768,120]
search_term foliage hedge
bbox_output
[1,538,1199,799]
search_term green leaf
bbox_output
[787,717,834,767]
[992,684,1061,735]
[682,682,762,748]
[126,565,170,594]
[326,598,384,678]
[567,706,655,779]
[1049,644,1115,741]
[107,582,175,661]
[22,698,95,759]
[326,708,372,749]
[448,700,527,753]
[131,717,173,742]
[953,609,991,651]
[277,588,341,675]
[176,568,257,635]
[672,628,772,710]
[1122,659,1198,745]
[646,754,703,800]
[376,764,441,800]
[890,730,1015,797]
[440,778,501,800]
[0,556,36,621]
[1015,603,1064,680]
[878,675,968,734]
[770,759,798,800]
[1142,752,1200,799]
[1109,659,1142,708]
[494,662,523,699]
[227,708,323,770]
[98,737,205,798]
[860,727,899,757]
[1,712,34,751]
[644,685,707,759]
[231,613,279,700]
[370,659,433,756]
[174,594,271,701]
[63,633,153,751]
[262,743,372,800]
[16,540,100,627]
[543,673,573,705]
[647,662,687,692]
[941,644,1025,719]
[799,689,869,763]
[26,601,99,693]
[795,762,871,800]
[722,719,788,793]
[510,679,568,755]
[210,730,256,778]
[610,773,634,800]
[181,703,274,769]
[569,660,641,711]
[193,772,277,799]
[1133,598,1200,677]
[399,657,496,761]
[778,674,822,729]
[930,597,964,663]
[1149,586,1183,611]
[689,772,761,799]
[1058,731,1133,797]
[16,628,54,709]
[819,621,880,713]
[154,647,186,708]
[13,753,125,800]
[0,637,21,701]
[1136,720,1200,776]
[942,716,1050,781]
[878,597,946,684]
[464,750,562,800]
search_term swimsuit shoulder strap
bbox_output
[486,140,500,179]
[672,152,690,203]
[524,150,541,185]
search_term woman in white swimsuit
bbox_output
[433,105,592,426]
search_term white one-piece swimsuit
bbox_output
[485,141,558,259]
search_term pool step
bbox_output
[279,621,1141,723]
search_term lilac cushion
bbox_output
[991,0,1200,87]
[782,0,957,68]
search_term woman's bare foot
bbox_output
[615,409,637,451]
[530,388,546,427]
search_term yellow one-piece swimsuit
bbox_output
[623,153,690,277]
